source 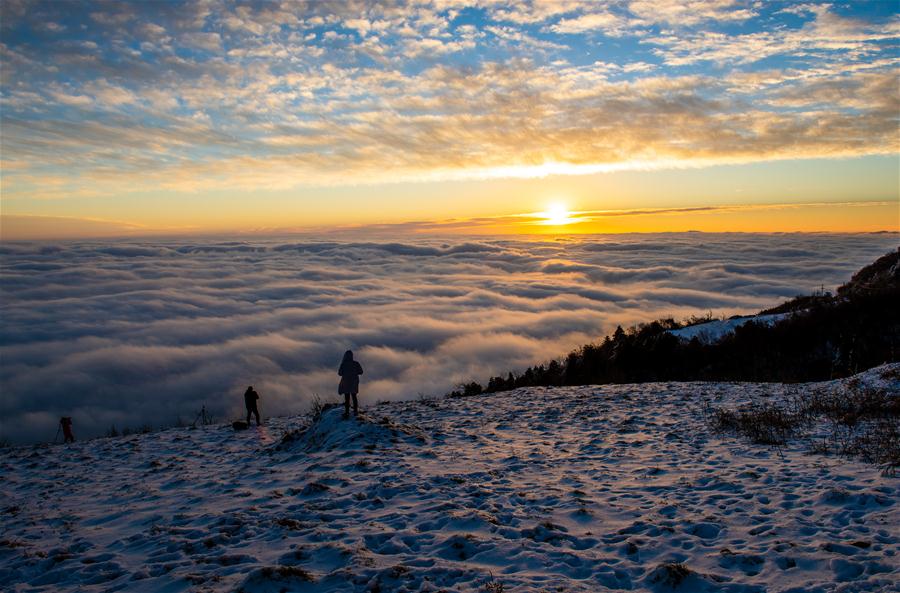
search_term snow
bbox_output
[1,366,898,592]
[668,313,790,344]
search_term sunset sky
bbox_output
[1,0,898,238]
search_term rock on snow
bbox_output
[1,366,898,592]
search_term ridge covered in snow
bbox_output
[667,313,790,345]
[1,366,898,592]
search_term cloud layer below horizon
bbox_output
[1,232,897,444]
[1,0,898,200]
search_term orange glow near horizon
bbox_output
[3,153,898,241]
[513,201,900,235]
[2,199,897,241]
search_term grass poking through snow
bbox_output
[710,370,899,474]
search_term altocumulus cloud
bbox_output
[1,1,897,198]
[1,233,897,444]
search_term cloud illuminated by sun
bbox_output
[541,203,575,225]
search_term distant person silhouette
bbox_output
[60,417,75,443]
[244,386,261,426]
[338,350,364,418]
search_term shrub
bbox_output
[711,380,899,472]
[649,562,692,587]
[483,572,505,593]
[710,404,804,446]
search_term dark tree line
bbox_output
[449,249,900,397]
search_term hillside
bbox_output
[458,248,900,396]
[2,366,898,592]
[839,247,900,296]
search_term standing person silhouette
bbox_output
[338,350,364,418]
[244,386,261,426]
[59,417,75,443]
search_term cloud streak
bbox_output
[1,232,897,444]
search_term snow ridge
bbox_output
[667,313,790,344]
[1,367,898,592]
[273,408,427,453]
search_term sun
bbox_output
[542,202,573,225]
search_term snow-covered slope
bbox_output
[668,313,790,344]
[1,367,898,592]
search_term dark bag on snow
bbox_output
[232,421,249,430]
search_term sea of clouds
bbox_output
[1,232,896,444]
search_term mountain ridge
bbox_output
[452,248,900,397]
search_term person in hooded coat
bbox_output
[338,350,364,418]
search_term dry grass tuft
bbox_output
[710,381,898,473]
